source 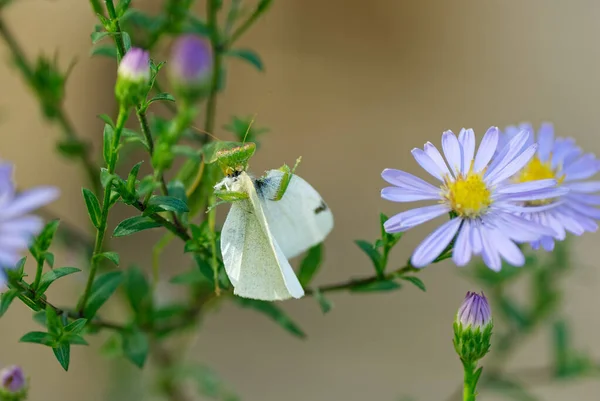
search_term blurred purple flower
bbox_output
[1,365,25,392]
[500,122,600,251]
[118,47,150,82]
[170,35,213,85]
[457,291,492,329]
[0,164,58,281]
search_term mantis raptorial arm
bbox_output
[272,156,302,201]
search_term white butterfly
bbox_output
[217,168,333,301]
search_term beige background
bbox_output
[1,0,600,400]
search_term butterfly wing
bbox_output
[255,170,334,259]
[220,172,304,301]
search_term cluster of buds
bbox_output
[453,291,493,364]
[0,366,27,401]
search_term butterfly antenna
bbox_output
[242,113,258,144]
[191,125,222,142]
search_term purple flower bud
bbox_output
[169,35,213,101]
[457,291,492,329]
[454,292,493,363]
[118,48,150,82]
[1,366,25,392]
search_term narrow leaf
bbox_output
[122,327,149,368]
[91,44,118,59]
[113,216,162,237]
[146,196,189,214]
[297,244,323,287]
[19,331,55,346]
[314,289,332,314]
[103,124,115,165]
[147,92,176,105]
[82,188,102,228]
[0,289,18,317]
[64,318,87,334]
[83,271,123,317]
[124,266,151,315]
[37,267,81,294]
[53,343,71,371]
[233,298,306,339]
[355,240,383,274]
[95,251,120,266]
[226,48,264,71]
[350,280,401,293]
[400,276,426,292]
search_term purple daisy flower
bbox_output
[500,122,600,251]
[382,127,564,271]
[0,365,25,393]
[0,164,59,282]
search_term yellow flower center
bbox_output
[443,170,492,218]
[513,156,565,205]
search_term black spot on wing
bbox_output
[314,200,328,214]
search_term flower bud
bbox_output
[0,366,27,400]
[115,47,150,106]
[168,35,213,102]
[453,291,493,364]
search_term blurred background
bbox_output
[1,0,600,400]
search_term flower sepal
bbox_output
[453,320,493,364]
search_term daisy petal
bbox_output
[384,204,449,233]
[473,127,499,173]
[458,129,475,174]
[564,154,598,181]
[381,187,440,202]
[490,228,525,266]
[452,220,472,266]
[441,131,462,177]
[487,143,538,185]
[478,225,502,271]
[486,129,531,179]
[537,122,554,162]
[424,142,452,178]
[381,169,440,193]
[497,186,568,202]
[411,218,462,267]
[495,179,556,195]
[0,187,60,221]
[565,181,600,193]
[411,149,445,181]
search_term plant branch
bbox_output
[0,17,101,195]
[304,264,418,295]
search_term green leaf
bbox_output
[486,376,538,401]
[65,334,88,346]
[95,251,120,266]
[233,298,306,339]
[45,306,62,336]
[100,333,123,359]
[122,327,149,368]
[82,188,102,228]
[380,213,402,248]
[103,123,115,165]
[124,266,151,316]
[127,162,144,192]
[187,16,210,36]
[145,196,189,214]
[297,244,323,287]
[0,289,18,318]
[20,331,55,346]
[53,343,70,371]
[147,92,176,106]
[355,240,383,274]
[350,280,401,293]
[44,252,55,268]
[64,318,87,334]
[122,32,132,52]
[226,48,264,71]
[400,276,426,292]
[314,289,332,314]
[497,297,529,330]
[37,267,81,294]
[83,271,123,317]
[113,216,162,237]
[91,31,111,44]
[97,114,114,127]
[90,44,118,59]
[56,138,87,159]
[35,220,60,252]
[169,269,206,285]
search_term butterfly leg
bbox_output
[272,156,302,201]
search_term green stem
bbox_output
[31,257,44,290]
[226,0,272,48]
[136,108,154,155]
[462,361,479,401]
[89,0,104,16]
[77,106,129,314]
[203,0,223,139]
[104,0,125,61]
